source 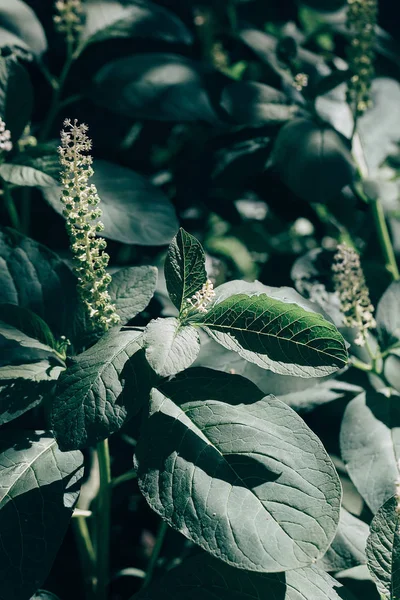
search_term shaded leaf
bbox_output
[366,495,400,599]
[0,303,56,350]
[164,228,207,313]
[318,508,369,572]
[376,281,400,352]
[134,552,354,599]
[0,162,56,187]
[135,388,341,571]
[42,160,178,245]
[109,265,158,324]
[194,292,348,377]
[52,329,152,450]
[30,592,61,600]
[144,317,200,377]
[0,431,83,600]
[0,377,59,426]
[340,391,400,513]
[0,320,62,373]
[0,54,33,144]
[0,0,47,57]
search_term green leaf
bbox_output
[0,162,56,187]
[0,431,83,600]
[134,553,355,599]
[318,508,369,572]
[164,228,207,313]
[301,0,345,10]
[90,54,220,123]
[340,391,400,513]
[144,318,200,377]
[376,281,400,351]
[80,0,192,50]
[108,265,158,324]
[0,54,33,144]
[52,329,152,450]
[0,303,56,350]
[366,495,400,599]
[42,160,178,245]
[0,227,79,339]
[135,388,341,571]
[0,377,59,425]
[194,293,348,378]
[0,0,47,57]
[271,117,355,204]
[30,592,61,600]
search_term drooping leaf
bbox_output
[0,431,83,600]
[0,303,56,350]
[135,388,341,571]
[0,54,33,144]
[376,281,400,352]
[318,508,369,572]
[0,227,79,339]
[193,292,348,377]
[80,0,192,51]
[134,552,355,599]
[271,117,355,204]
[366,495,400,599]
[144,318,200,377]
[42,160,178,245]
[0,0,47,57]
[52,329,152,450]
[0,162,56,187]
[164,228,207,313]
[340,391,400,513]
[108,265,158,324]
[90,53,220,123]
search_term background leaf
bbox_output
[42,160,178,245]
[0,0,47,57]
[318,508,369,572]
[164,228,207,313]
[0,431,83,600]
[0,54,33,144]
[0,162,56,187]
[376,281,400,351]
[108,265,158,324]
[136,388,341,571]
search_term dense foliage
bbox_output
[1,1,400,599]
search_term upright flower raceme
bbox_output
[186,279,215,314]
[0,117,12,154]
[346,0,377,118]
[54,0,84,48]
[332,242,376,346]
[58,119,120,332]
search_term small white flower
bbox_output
[54,0,84,46]
[292,73,308,92]
[187,279,215,313]
[0,117,12,153]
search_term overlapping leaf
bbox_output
[319,508,369,572]
[144,318,200,377]
[108,265,158,324]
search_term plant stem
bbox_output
[111,469,137,488]
[142,520,168,589]
[369,197,400,281]
[1,179,21,231]
[72,515,97,600]
[96,439,112,600]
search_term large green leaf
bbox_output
[340,391,400,513]
[376,281,400,352]
[164,228,207,313]
[134,553,354,599]
[194,293,348,377]
[0,54,33,144]
[0,227,79,339]
[42,160,178,245]
[0,162,56,187]
[135,388,341,571]
[318,508,369,572]
[0,303,56,350]
[144,318,200,377]
[79,0,192,51]
[0,0,47,57]
[109,265,158,324]
[366,495,400,599]
[52,329,152,450]
[0,431,83,600]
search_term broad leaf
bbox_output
[135,388,341,571]
[52,329,152,450]
[144,318,200,377]
[281,379,362,414]
[0,54,33,144]
[109,265,158,324]
[318,508,369,572]
[42,160,178,245]
[340,391,400,513]
[376,281,400,352]
[0,431,83,600]
[0,377,60,426]
[0,303,56,350]
[80,0,192,50]
[0,163,56,187]
[0,227,79,339]
[366,495,400,599]
[31,592,61,600]
[90,53,220,123]
[0,0,47,57]
[134,553,355,599]
[164,228,207,313]
[194,293,348,377]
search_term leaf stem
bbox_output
[111,469,137,488]
[72,515,97,600]
[1,178,21,231]
[369,197,400,281]
[142,520,168,589]
[96,438,112,600]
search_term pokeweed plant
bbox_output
[1,0,400,599]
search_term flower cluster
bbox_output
[186,280,215,314]
[292,73,308,92]
[58,119,120,331]
[54,0,84,47]
[332,243,376,346]
[346,0,377,118]
[0,117,12,153]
